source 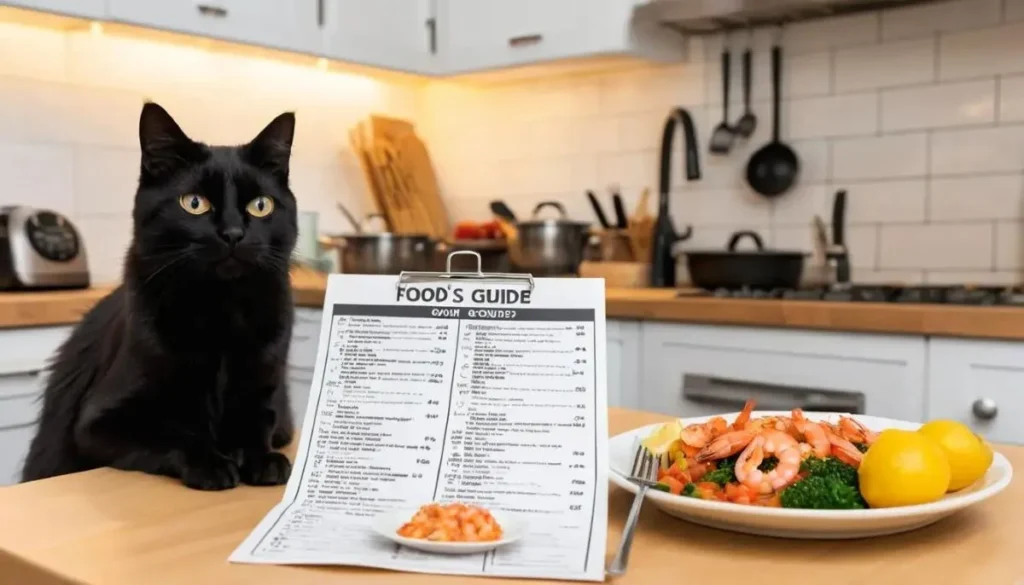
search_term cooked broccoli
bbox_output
[758,455,779,472]
[800,456,858,487]
[781,456,866,509]
[700,454,740,486]
[779,475,865,509]
[700,467,734,487]
[682,482,699,498]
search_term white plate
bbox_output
[610,412,1013,539]
[371,507,526,554]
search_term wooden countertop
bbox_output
[7,272,1024,340]
[0,408,1020,585]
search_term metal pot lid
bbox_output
[517,200,590,229]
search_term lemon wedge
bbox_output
[642,420,684,455]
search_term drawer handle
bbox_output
[972,398,998,420]
[508,34,543,48]
[197,4,228,18]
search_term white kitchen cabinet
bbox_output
[927,338,1024,445]
[322,0,435,74]
[638,323,927,422]
[606,319,641,410]
[435,0,686,75]
[105,0,325,55]
[2,0,105,19]
[287,307,322,429]
[0,325,72,486]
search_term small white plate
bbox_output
[371,507,526,555]
[610,412,1013,539]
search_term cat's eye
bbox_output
[179,194,211,215]
[246,196,275,218]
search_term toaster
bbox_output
[0,206,90,290]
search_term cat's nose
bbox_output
[220,227,244,246]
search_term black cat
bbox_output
[21,102,299,490]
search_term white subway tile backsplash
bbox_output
[74,215,132,284]
[881,80,995,131]
[786,52,833,98]
[831,134,929,180]
[770,183,830,226]
[0,141,75,213]
[995,220,1024,269]
[854,269,926,284]
[1007,0,1024,22]
[879,223,993,269]
[787,93,878,139]
[835,39,935,92]
[678,188,772,227]
[771,224,877,267]
[73,147,139,216]
[929,175,1024,220]
[881,0,1002,41]
[940,22,1024,80]
[930,125,1024,174]
[997,74,1024,122]
[842,180,928,224]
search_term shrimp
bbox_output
[734,430,803,494]
[790,408,831,459]
[694,429,756,463]
[679,416,730,449]
[825,427,864,468]
[838,416,879,445]
[732,399,756,430]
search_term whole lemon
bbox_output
[858,429,951,508]
[917,420,993,491]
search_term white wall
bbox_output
[0,20,422,283]
[423,0,1024,286]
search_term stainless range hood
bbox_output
[633,0,943,34]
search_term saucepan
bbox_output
[319,213,442,275]
[505,201,592,276]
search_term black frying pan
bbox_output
[746,44,799,198]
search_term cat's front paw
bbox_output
[181,455,240,491]
[240,451,292,486]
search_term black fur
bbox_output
[21,102,299,490]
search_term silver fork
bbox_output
[607,444,658,577]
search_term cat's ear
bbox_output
[138,102,204,180]
[244,112,295,181]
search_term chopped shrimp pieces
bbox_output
[397,503,503,542]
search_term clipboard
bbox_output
[397,250,535,290]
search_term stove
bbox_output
[682,285,1024,306]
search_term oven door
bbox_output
[680,374,865,416]
[638,323,926,421]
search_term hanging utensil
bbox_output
[708,43,735,155]
[586,190,612,229]
[734,45,758,139]
[746,34,799,198]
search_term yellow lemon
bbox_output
[917,420,993,491]
[642,420,683,455]
[858,429,951,508]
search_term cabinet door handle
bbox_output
[196,4,228,18]
[509,34,543,48]
[317,0,324,27]
[426,17,437,54]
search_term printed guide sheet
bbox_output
[230,274,609,581]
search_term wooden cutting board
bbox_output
[394,131,450,240]
[347,122,390,230]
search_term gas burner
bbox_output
[681,284,1024,306]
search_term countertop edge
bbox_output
[5,277,1024,341]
